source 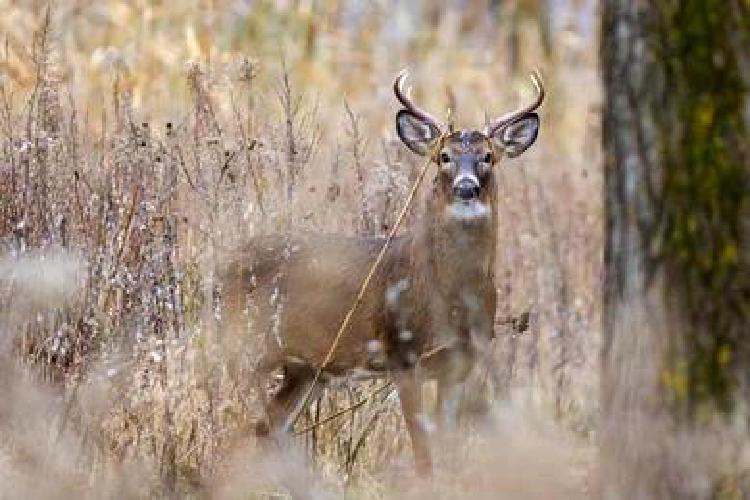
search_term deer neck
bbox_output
[438,219,494,288]
[417,195,497,297]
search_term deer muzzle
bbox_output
[453,174,480,201]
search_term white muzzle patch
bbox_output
[447,200,490,222]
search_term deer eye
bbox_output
[483,152,493,163]
[440,152,451,164]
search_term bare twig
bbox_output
[294,383,394,435]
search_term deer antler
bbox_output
[487,70,545,136]
[394,69,445,132]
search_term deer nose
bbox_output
[453,177,480,200]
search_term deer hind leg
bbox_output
[395,372,432,476]
[253,358,319,438]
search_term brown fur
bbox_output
[220,146,498,475]
[219,71,543,472]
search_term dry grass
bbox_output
[0,1,600,497]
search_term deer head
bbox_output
[394,70,543,223]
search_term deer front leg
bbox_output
[395,371,432,476]
[424,342,473,430]
[436,378,464,431]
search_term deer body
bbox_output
[220,71,543,474]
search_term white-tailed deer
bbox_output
[220,70,543,474]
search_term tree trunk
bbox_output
[601,1,750,498]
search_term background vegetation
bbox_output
[0,1,601,497]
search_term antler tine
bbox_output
[487,70,545,135]
[394,69,445,132]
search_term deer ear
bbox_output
[491,113,539,158]
[396,110,441,156]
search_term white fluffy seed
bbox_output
[366,339,382,354]
[398,329,414,342]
